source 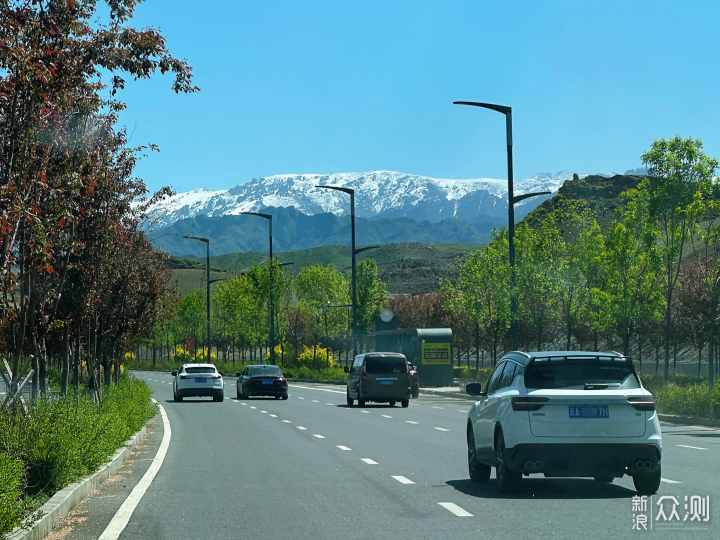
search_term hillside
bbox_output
[171,242,483,295]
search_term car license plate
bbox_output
[262,380,273,385]
[569,405,609,418]
[380,381,393,386]
[196,378,206,383]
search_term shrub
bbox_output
[454,367,493,384]
[0,454,33,536]
[655,382,713,419]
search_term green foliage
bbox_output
[453,367,493,384]
[655,382,716,419]
[0,379,156,534]
[356,259,387,333]
[0,454,40,536]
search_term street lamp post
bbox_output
[240,212,276,365]
[182,236,211,360]
[453,101,550,350]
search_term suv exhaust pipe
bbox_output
[635,460,653,470]
[524,461,544,471]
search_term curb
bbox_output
[658,413,720,428]
[7,422,150,540]
[419,389,477,401]
[287,379,346,385]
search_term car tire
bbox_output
[633,467,661,495]
[594,475,614,483]
[215,393,224,403]
[388,400,396,407]
[236,386,241,400]
[495,431,521,493]
[358,398,366,407]
[275,395,281,399]
[282,394,288,400]
[401,398,409,408]
[467,427,491,483]
[176,393,183,402]
[346,391,354,407]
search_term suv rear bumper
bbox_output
[506,443,661,477]
[178,388,223,398]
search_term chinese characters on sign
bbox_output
[421,342,451,365]
[185,337,194,352]
[632,495,710,531]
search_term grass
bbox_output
[0,379,156,536]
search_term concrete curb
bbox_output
[287,379,346,385]
[658,413,720,428]
[7,422,150,540]
[419,388,477,401]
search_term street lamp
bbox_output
[453,101,550,350]
[240,212,276,365]
[181,236,212,360]
[314,186,379,356]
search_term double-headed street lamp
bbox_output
[314,186,379,356]
[182,236,212,359]
[453,101,550,350]
[240,212,276,365]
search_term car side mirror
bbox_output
[219,372,224,376]
[171,371,177,377]
[466,382,484,396]
[236,373,242,377]
[344,366,349,373]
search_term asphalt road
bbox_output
[57,371,719,540]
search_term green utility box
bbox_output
[370,328,454,387]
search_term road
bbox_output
[55,371,719,540]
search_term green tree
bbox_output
[177,290,205,359]
[640,135,717,381]
[356,259,387,348]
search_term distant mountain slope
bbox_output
[141,170,618,229]
[150,207,493,258]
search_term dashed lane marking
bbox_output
[297,426,307,430]
[289,384,346,395]
[313,434,325,439]
[241,403,247,405]
[406,421,419,424]
[327,403,334,405]
[392,476,415,484]
[432,406,444,409]
[250,406,257,409]
[361,458,378,465]
[297,396,305,400]
[312,400,319,402]
[361,410,370,414]
[381,415,393,418]
[677,444,708,450]
[269,414,278,418]
[661,478,682,484]
[260,410,268,413]
[434,427,449,432]
[337,446,352,451]
[438,502,473,517]
[282,420,291,423]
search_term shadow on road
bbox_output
[446,478,637,500]
[164,399,218,404]
[665,431,720,438]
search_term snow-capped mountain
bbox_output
[141,170,621,229]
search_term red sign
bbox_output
[185,337,194,351]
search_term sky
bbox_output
[113,0,720,195]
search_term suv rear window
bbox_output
[365,356,407,374]
[248,366,282,377]
[525,358,639,390]
[185,367,216,374]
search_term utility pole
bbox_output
[453,101,550,350]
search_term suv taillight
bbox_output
[511,397,549,411]
[627,396,655,411]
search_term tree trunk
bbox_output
[152,344,156,368]
[638,337,643,373]
[30,336,38,400]
[61,324,69,395]
[655,342,660,375]
[664,296,672,383]
[673,339,677,376]
[566,318,572,351]
[73,333,80,391]
[698,343,703,377]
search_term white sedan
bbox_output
[172,363,224,402]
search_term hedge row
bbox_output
[0,379,156,536]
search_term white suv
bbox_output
[172,363,224,402]
[466,351,662,494]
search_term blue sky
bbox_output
[115,0,720,195]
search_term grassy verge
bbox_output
[0,379,156,536]
[125,360,348,381]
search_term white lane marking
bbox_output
[381,415,393,419]
[406,421,419,424]
[269,414,278,418]
[224,397,230,399]
[432,406,444,409]
[297,397,305,400]
[312,400,319,402]
[392,476,415,485]
[438,502,473,517]
[282,420,291,423]
[313,434,325,439]
[250,406,257,409]
[457,410,466,413]
[327,403,334,405]
[677,444,708,450]
[260,410,268,413]
[361,410,370,414]
[361,458,378,465]
[434,427,449,432]
[297,426,307,430]
[661,478,682,484]
[241,403,247,405]
[337,445,352,451]
[98,401,171,540]
[290,384,346,395]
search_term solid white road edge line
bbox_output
[438,502,473,517]
[392,476,415,484]
[676,444,708,450]
[98,401,171,540]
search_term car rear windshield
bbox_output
[248,366,283,377]
[365,356,407,374]
[524,357,639,390]
[185,367,216,374]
